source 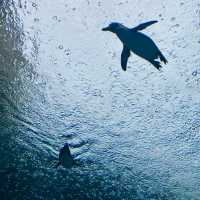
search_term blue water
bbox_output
[1,0,200,199]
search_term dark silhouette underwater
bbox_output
[102,20,167,71]
[55,143,75,168]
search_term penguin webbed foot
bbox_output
[149,60,162,71]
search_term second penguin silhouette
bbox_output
[102,21,167,71]
[56,143,74,168]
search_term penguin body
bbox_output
[57,143,74,168]
[102,21,167,71]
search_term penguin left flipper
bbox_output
[132,20,158,31]
[121,45,130,71]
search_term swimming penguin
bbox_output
[102,20,167,71]
[56,143,74,168]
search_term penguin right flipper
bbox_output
[131,20,158,31]
[121,45,130,71]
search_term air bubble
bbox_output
[58,45,64,50]
[192,70,198,76]
[52,16,58,20]
[32,2,37,7]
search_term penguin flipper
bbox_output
[132,20,158,31]
[121,45,130,71]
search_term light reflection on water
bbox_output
[0,0,200,199]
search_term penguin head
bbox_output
[59,143,71,157]
[102,22,123,33]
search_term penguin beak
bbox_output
[102,26,110,31]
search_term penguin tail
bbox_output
[158,51,167,64]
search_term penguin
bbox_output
[56,143,75,168]
[102,20,167,71]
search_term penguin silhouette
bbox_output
[102,21,167,71]
[56,143,74,168]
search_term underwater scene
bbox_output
[0,0,200,199]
